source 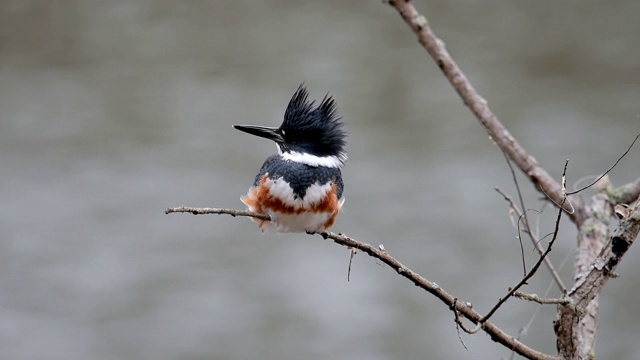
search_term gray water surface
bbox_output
[1,1,639,359]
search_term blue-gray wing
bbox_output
[253,155,344,199]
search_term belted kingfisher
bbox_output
[233,85,347,233]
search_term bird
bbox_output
[233,84,347,233]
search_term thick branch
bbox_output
[165,206,560,360]
[571,200,640,304]
[555,197,640,359]
[609,177,640,205]
[554,176,611,358]
[386,0,583,223]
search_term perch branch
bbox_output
[165,207,560,360]
[165,206,271,220]
[385,0,583,223]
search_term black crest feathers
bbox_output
[280,84,347,160]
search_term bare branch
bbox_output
[609,176,640,205]
[556,194,640,358]
[165,207,561,360]
[513,291,572,305]
[509,250,573,360]
[569,198,640,307]
[451,300,482,335]
[385,0,583,223]
[165,206,271,220]
[320,231,559,359]
[450,299,470,350]
[498,148,529,275]
[554,177,612,358]
[348,248,356,282]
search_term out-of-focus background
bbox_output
[1,1,639,359]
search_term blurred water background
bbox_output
[1,1,639,359]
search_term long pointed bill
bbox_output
[233,125,284,143]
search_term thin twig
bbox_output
[450,298,469,350]
[495,188,567,293]
[165,206,271,220]
[451,299,482,335]
[479,160,569,324]
[512,291,572,305]
[499,147,529,275]
[348,248,357,282]
[572,175,600,192]
[566,133,640,195]
[508,249,572,360]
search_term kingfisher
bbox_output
[233,84,347,233]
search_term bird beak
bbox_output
[233,125,284,143]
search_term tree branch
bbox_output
[165,206,271,220]
[555,196,640,358]
[571,197,640,304]
[385,0,583,223]
[513,291,572,306]
[609,176,640,205]
[165,207,560,360]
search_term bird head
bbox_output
[234,84,347,167]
